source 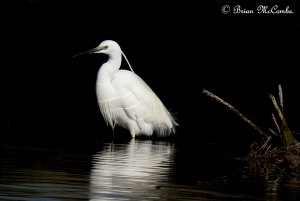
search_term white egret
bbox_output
[75,40,177,138]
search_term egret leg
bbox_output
[137,120,153,136]
[128,123,139,138]
[130,129,136,139]
[112,127,115,144]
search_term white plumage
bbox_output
[79,40,177,138]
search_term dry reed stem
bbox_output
[269,94,298,145]
[270,94,285,123]
[271,113,280,134]
[278,85,283,110]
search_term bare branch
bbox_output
[203,89,268,138]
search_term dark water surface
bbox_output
[1,139,300,201]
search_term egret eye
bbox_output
[103,45,108,49]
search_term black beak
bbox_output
[73,46,104,58]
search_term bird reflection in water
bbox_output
[89,139,174,201]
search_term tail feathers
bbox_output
[154,112,178,136]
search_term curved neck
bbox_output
[107,51,122,71]
[97,51,122,83]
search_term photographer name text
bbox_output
[222,5,294,14]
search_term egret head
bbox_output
[73,40,121,57]
[73,40,134,73]
[96,40,121,55]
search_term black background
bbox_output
[1,0,299,147]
